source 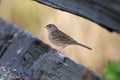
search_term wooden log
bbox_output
[0,17,100,80]
[33,0,120,33]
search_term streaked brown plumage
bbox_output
[45,24,92,51]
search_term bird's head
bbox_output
[45,24,58,32]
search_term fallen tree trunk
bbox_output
[0,17,100,80]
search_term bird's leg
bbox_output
[56,46,66,53]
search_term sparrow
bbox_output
[45,24,92,52]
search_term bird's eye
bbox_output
[49,26,52,28]
[46,24,54,29]
[47,26,50,28]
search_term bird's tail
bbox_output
[74,42,92,50]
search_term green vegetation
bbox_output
[102,61,120,80]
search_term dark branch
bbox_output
[33,0,120,33]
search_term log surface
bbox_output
[0,17,100,80]
[33,0,120,33]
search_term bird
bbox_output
[45,24,92,52]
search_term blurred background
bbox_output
[0,0,120,77]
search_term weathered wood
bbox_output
[33,0,120,33]
[0,17,100,80]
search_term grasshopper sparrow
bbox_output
[45,24,92,51]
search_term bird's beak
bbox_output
[44,26,47,28]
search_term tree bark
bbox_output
[33,0,120,33]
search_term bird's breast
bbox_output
[48,33,66,47]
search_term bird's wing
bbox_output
[51,30,77,44]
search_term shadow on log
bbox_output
[33,0,120,33]
[0,17,100,80]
